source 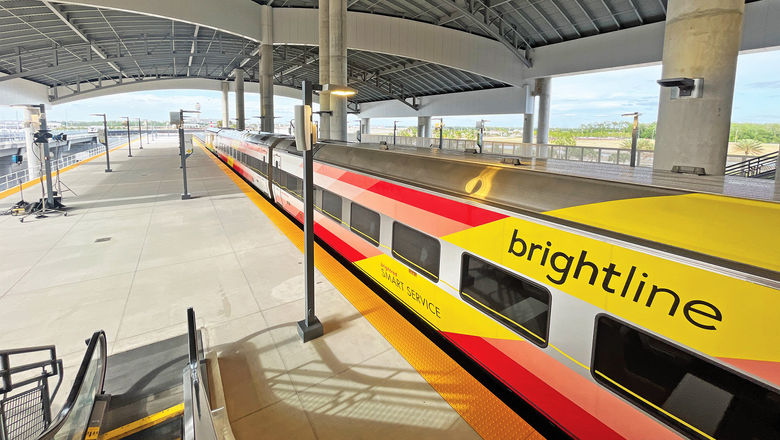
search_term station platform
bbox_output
[0,137,538,439]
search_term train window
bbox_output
[321,189,342,222]
[273,164,282,185]
[392,222,439,282]
[351,204,380,246]
[286,173,302,199]
[592,315,780,440]
[459,254,549,346]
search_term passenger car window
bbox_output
[593,315,780,440]
[321,189,342,222]
[350,203,380,246]
[392,222,439,282]
[460,254,550,346]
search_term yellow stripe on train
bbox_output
[355,255,521,341]
[545,193,780,273]
[443,216,780,363]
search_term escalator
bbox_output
[724,151,778,178]
[0,309,218,440]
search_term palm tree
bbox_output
[733,139,763,156]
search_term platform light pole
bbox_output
[476,119,488,153]
[174,109,199,200]
[393,120,400,145]
[622,112,640,167]
[435,118,444,149]
[137,118,143,149]
[120,116,132,157]
[295,80,325,343]
[90,113,111,172]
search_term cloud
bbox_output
[747,80,780,89]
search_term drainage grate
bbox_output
[94,237,112,243]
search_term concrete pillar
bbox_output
[234,68,245,130]
[417,116,431,138]
[319,0,331,139]
[361,118,370,135]
[329,0,347,141]
[221,81,230,128]
[654,0,744,175]
[522,111,534,144]
[260,5,274,133]
[535,77,551,146]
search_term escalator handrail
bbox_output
[183,308,217,440]
[724,150,778,175]
[36,331,107,440]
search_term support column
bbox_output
[535,77,551,149]
[234,68,245,130]
[221,81,230,128]
[417,116,430,138]
[654,0,744,175]
[361,118,370,135]
[522,112,534,144]
[319,0,331,139]
[260,5,274,133]
[329,0,347,141]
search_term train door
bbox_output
[273,154,282,203]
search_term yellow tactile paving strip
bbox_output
[0,139,136,200]
[198,140,544,440]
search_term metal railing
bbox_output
[0,138,127,192]
[362,134,756,171]
[183,308,217,440]
[724,151,778,178]
[362,134,654,166]
[0,346,63,440]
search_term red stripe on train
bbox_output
[279,198,370,263]
[313,222,369,263]
[317,163,506,227]
[442,331,624,440]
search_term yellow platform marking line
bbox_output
[197,138,543,440]
[98,403,184,440]
[0,138,137,201]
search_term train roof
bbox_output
[210,129,777,206]
[312,142,779,207]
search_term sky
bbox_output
[2,49,779,129]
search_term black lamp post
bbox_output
[121,116,132,157]
[90,113,111,172]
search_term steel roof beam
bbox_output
[597,0,621,29]
[187,24,199,76]
[569,0,602,33]
[348,63,420,109]
[626,0,644,24]
[438,0,532,66]
[497,2,550,46]
[41,0,118,73]
[277,51,319,77]
[657,0,666,14]
[548,0,582,37]
[525,0,564,41]
[0,51,247,84]
[95,8,144,76]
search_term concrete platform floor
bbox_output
[0,137,481,439]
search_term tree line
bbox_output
[397,121,780,145]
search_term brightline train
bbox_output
[201,128,780,440]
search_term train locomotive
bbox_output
[200,127,780,440]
